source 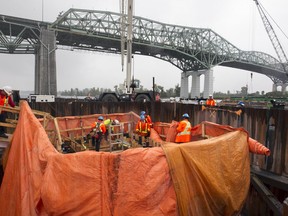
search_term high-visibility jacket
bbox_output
[0,93,15,107]
[136,120,150,137]
[103,119,116,133]
[206,99,216,106]
[175,119,191,143]
[0,93,15,114]
[91,121,106,136]
[145,115,152,126]
[104,119,112,128]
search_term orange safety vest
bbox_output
[206,99,216,106]
[136,121,150,137]
[175,119,191,143]
[0,95,9,107]
[145,115,153,127]
[91,121,106,135]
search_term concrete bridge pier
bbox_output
[180,68,214,99]
[180,72,189,99]
[282,83,288,92]
[272,83,288,93]
[190,72,201,98]
[35,29,57,95]
[203,68,214,98]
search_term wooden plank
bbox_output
[251,174,283,216]
[53,118,62,151]
[59,126,91,133]
[5,119,18,124]
[1,103,52,118]
[0,122,16,128]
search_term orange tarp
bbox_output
[0,102,176,216]
[162,131,250,215]
[0,101,266,215]
[189,121,270,156]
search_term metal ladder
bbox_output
[108,123,124,152]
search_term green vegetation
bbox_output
[58,85,287,103]
[58,84,181,98]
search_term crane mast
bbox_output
[253,0,288,71]
[120,0,133,94]
[126,0,133,94]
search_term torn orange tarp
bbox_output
[0,101,253,216]
[0,101,177,216]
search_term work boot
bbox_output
[0,133,8,138]
[146,141,150,147]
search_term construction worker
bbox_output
[140,110,153,128]
[0,86,15,138]
[175,113,192,143]
[103,118,120,140]
[135,114,151,147]
[104,118,120,128]
[90,116,106,152]
[206,95,216,106]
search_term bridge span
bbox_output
[0,9,287,97]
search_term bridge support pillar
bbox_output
[272,84,277,92]
[180,72,189,98]
[203,68,214,98]
[35,29,57,95]
[281,83,287,93]
[272,83,287,93]
[191,72,201,98]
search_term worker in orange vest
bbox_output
[90,116,106,151]
[206,95,216,106]
[175,113,192,143]
[140,110,153,128]
[0,86,15,138]
[136,114,151,147]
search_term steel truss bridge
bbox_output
[0,8,287,85]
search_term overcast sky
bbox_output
[0,0,288,95]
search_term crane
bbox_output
[253,0,288,74]
[120,0,134,94]
[97,0,156,102]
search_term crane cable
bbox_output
[258,1,288,42]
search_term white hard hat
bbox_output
[2,86,12,96]
[113,119,120,125]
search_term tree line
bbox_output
[58,84,287,99]
[59,84,181,98]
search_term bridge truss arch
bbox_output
[0,9,287,96]
[49,8,287,85]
